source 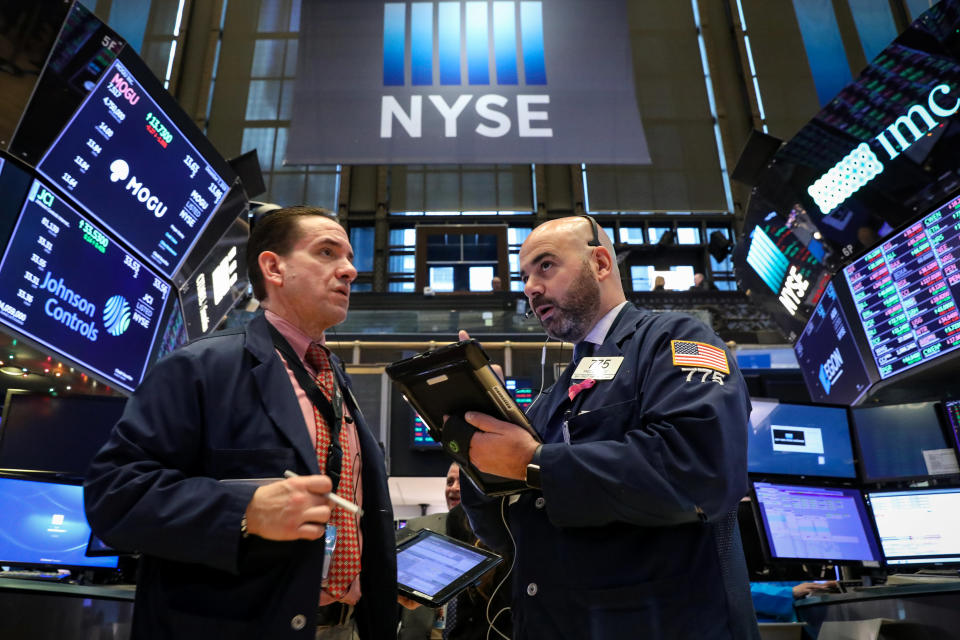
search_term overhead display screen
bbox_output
[794,281,873,405]
[35,58,230,277]
[179,217,248,339]
[843,198,960,380]
[0,179,172,392]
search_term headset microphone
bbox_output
[524,308,535,319]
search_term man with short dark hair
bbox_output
[85,206,398,640]
[457,216,759,639]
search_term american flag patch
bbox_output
[671,340,729,374]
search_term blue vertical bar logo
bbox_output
[746,227,790,294]
[382,1,547,86]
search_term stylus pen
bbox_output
[283,470,363,516]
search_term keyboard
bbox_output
[0,570,70,581]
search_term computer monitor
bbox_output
[0,473,117,571]
[841,205,960,382]
[794,280,874,405]
[0,391,125,477]
[504,377,534,412]
[751,480,881,564]
[866,487,960,566]
[6,3,237,281]
[747,399,856,479]
[0,159,175,392]
[943,399,960,452]
[410,412,442,449]
[850,401,958,483]
[178,217,249,340]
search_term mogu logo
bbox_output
[109,159,168,218]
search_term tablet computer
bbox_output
[386,339,541,495]
[396,528,503,607]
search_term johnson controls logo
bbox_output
[380,1,552,138]
[103,295,132,337]
[109,159,168,218]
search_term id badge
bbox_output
[321,524,338,583]
[572,356,624,380]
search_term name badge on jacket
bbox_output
[571,356,624,381]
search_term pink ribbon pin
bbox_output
[567,378,596,401]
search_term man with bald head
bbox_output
[457,216,759,639]
[86,207,398,640]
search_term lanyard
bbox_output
[267,323,344,492]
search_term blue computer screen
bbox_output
[867,487,960,565]
[794,281,873,405]
[747,400,856,478]
[0,476,117,569]
[851,401,957,482]
[752,481,880,562]
[36,58,231,278]
[0,175,173,392]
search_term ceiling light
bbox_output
[0,366,21,376]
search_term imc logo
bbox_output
[382,1,546,86]
[103,294,132,337]
[380,1,552,139]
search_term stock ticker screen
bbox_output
[843,199,960,380]
[35,59,230,278]
[0,178,172,392]
[794,281,873,405]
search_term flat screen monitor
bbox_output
[747,399,856,479]
[850,401,958,483]
[794,281,873,405]
[148,295,188,366]
[178,217,249,339]
[0,474,117,570]
[866,487,960,566]
[842,204,960,382]
[0,391,125,477]
[751,480,881,564]
[504,377,534,412]
[0,162,173,392]
[411,412,441,449]
[943,399,960,452]
[34,55,232,277]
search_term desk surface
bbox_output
[0,577,136,600]
[795,581,960,607]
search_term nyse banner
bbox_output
[287,0,650,165]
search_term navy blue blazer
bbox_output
[462,306,760,639]
[84,313,397,640]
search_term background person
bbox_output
[85,207,398,640]
[455,216,758,639]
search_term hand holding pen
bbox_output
[242,471,361,541]
[283,470,362,515]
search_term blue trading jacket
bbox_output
[462,305,760,639]
[84,313,397,640]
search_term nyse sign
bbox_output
[381,95,552,138]
[288,0,650,165]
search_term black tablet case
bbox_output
[386,340,539,496]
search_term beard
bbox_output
[534,260,602,342]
